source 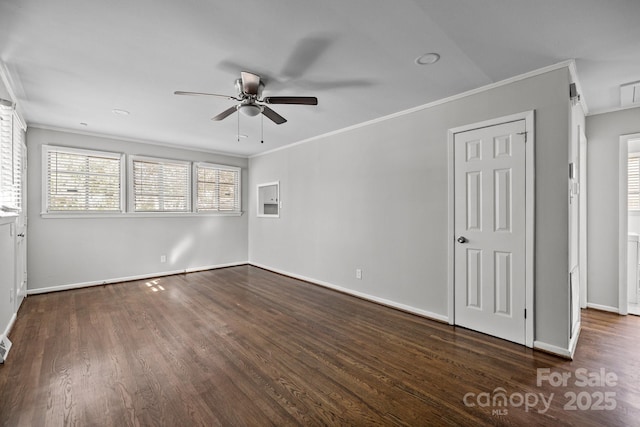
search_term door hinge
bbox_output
[517,131,528,142]
[524,309,527,319]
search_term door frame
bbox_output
[447,110,535,348]
[618,133,640,315]
[579,127,588,309]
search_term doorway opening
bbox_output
[621,134,640,316]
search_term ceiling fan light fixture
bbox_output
[415,52,440,65]
[239,104,262,117]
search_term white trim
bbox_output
[26,261,248,295]
[128,155,192,213]
[0,213,18,224]
[620,136,629,315]
[27,61,576,161]
[579,127,588,309]
[257,181,280,218]
[251,263,449,323]
[619,133,640,315]
[447,111,535,348]
[1,313,17,343]
[252,60,574,159]
[587,103,640,118]
[567,61,589,115]
[41,144,126,214]
[586,303,620,314]
[193,162,242,214]
[533,340,573,359]
[29,124,247,158]
[41,211,243,219]
[568,320,581,359]
[0,61,27,128]
[533,320,581,360]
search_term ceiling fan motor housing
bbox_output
[235,78,264,99]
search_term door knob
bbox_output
[457,236,468,244]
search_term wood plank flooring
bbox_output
[1,265,639,426]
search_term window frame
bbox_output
[42,148,243,218]
[193,162,242,214]
[42,145,126,215]
[0,106,23,213]
[129,155,192,214]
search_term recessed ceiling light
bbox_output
[415,53,440,65]
[112,108,130,116]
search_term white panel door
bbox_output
[454,120,526,344]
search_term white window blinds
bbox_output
[195,163,241,212]
[629,155,640,211]
[132,157,191,212]
[12,113,25,211]
[0,106,24,211]
[44,146,124,212]
[0,105,13,210]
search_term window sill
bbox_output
[41,211,244,219]
[0,212,19,225]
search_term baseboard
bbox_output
[2,313,17,341]
[27,261,248,295]
[533,340,573,359]
[586,303,619,314]
[250,263,449,323]
[568,320,581,359]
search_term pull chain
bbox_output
[237,107,240,142]
[261,112,264,144]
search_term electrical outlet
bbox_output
[356,269,362,280]
[160,255,167,263]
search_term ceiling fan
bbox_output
[175,71,318,125]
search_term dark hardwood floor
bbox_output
[1,265,639,426]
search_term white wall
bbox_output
[27,128,249,292]
[586,107,640,309]
[249,68,572,350]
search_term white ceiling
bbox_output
[1,0,639,156]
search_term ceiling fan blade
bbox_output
[241,71,261,95]
[261,106,287,125]
[280,36,332,80]
[211,106,238,121]
[262,96,318,105]
[174,91,238,100]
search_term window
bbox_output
[195,163,241,213]
[131,156,191,212]
[0,105,13,210]
[629,154,640,211]
[0,106,25,212]
[12,112,25,211]
[43,145,124,213]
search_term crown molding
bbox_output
[252,60,577,159]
